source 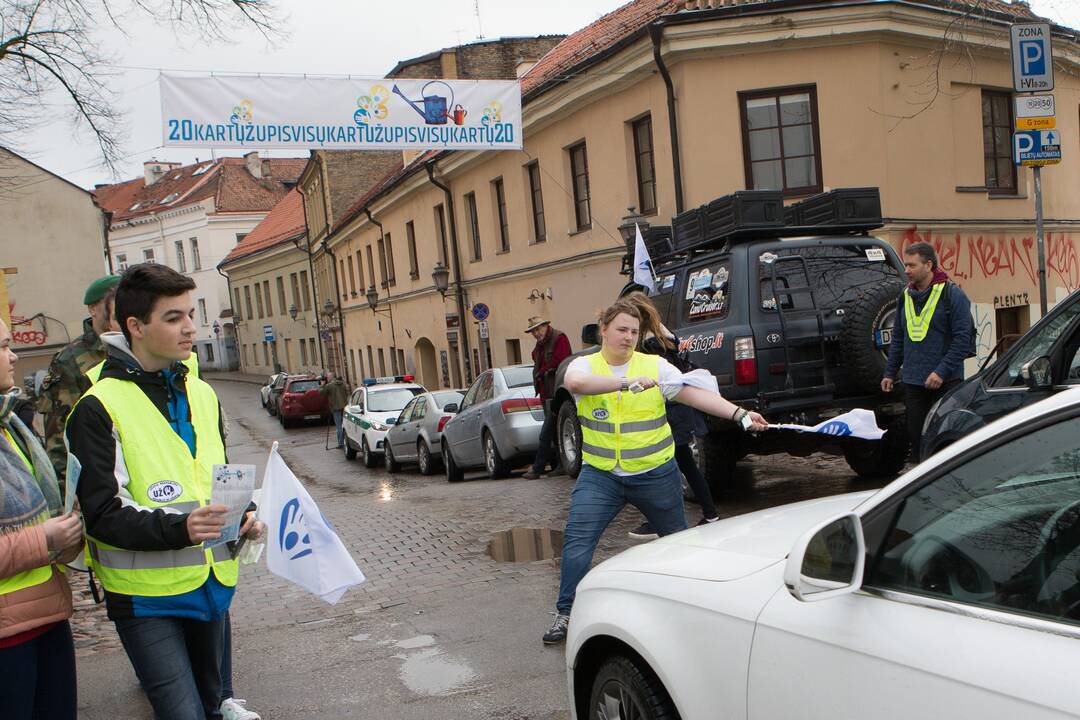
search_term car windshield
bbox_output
[287,380,319,393]
[432,391,464,408]
[368,388,422,412]
[994,297,1080,386]
[502,366,534,389]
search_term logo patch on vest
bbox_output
[592,408,609,420]
[147,480,184,504]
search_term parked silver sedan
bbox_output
[441,365,544,481]
[384,389,465,475]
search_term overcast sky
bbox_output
[13,0,1080,189]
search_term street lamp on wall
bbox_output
[617,206,650,255]
[431,262,450,298]
[365,285,380,311]
[288,304,298,321]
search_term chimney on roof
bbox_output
[262,158,272,179]
[244,151,262,179]
[144,159,181,186]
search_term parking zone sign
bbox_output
[1013,129,1061,167]
[1011,24,1054,92]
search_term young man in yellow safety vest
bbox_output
[542,299,768,645]
[66,264,265,720]
[882,241,973,460]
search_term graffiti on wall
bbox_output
[7,303,49,346]
[900,226,1080,294]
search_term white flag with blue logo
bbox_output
[260,442,365,604]
[772,409,885,440]
[632,224,657,295]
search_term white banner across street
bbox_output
[160,73,522,150]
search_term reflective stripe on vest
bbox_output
[904,283,945,342]
[0,510,54,597]
[72,374,238,597]
[576,352,675,473]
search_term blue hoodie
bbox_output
[885,277,972,386]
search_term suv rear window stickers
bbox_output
[685,262,731,322]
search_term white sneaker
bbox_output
[221,698,261,720]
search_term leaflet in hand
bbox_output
[207,464,256,548]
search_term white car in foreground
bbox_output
[567,383,1080,720]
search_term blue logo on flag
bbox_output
[818,421,853,437]
[279,498,312,560]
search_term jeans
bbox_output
[332,410,345,448]
[556,459,688,614]
[530,404,558,474]
[903,380,961,455]
[220,612,234,700]
[0,621,77,720]
[115,615,225,720]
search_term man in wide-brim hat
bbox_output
[524,315,571,480]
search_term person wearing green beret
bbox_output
[34,274,121,483]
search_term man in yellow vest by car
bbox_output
[542,299,768,644]
[66,264,265,720]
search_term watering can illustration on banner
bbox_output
[392,81,466,125]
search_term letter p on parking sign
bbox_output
[1011,23,1054,92]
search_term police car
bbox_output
[342,376,425,468]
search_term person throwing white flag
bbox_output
[633,223,657,295]
[260,442,365,604]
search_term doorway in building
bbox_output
[415,337,438,389]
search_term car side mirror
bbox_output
[581,323,600,346]
[1020,356,1052,390]
[443,403,459,413]
[784,512,865,602]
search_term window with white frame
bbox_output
[198,298,208,325]
[143,248,156,263]
[190,238,201,270]
[174,240,187,272]
[116,253,128,271]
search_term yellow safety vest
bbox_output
[576,352,675,473]
[0,430,55,596]
[904,283,945,342]
[85,353,199,384]
[73,374,237,597]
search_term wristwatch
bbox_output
[619,379,630,392]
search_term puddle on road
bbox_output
[398,647,477,696]
[488,528,563,562]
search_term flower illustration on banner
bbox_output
[354,84,390,125]
[480,100,502,126]
[230,99,253,124]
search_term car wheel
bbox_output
[418,440,436,476]
[385,442,401,473]
[483,430,509,479]
[267,402,276,417]
[443,440,464,483]
[844,414,908,478]
[344,439,357,461]
[587,655,677,720]
[557,401,583,479]
[362,437,378,468]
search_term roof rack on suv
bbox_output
[647,187,883,263]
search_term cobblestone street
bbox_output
[75,376,888,719]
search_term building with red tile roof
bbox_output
[93,151,305,369]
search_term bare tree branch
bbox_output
[0,0,283,178]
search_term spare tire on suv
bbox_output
[840,279,905,393]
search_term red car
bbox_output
[276,375,331,429]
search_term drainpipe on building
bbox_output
[320,236,351,386]
[216,265,239,371]
[363,209,399,374]
[295,187,326,370]
[101,210,114,274]
[649,22,685,215]
[425,160,473,385]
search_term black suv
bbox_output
[552,188,910,495]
